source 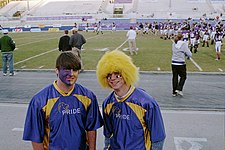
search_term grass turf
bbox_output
[1,30,224,72]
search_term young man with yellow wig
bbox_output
[96,50,166,150]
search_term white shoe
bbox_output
[3,73,7,76]
[9,73,14,76]
[172,93,177,97]
[175,90,183,96]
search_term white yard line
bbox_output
[218,68,223,72]
[14,48,57,65]
[17,37,57,47]
[115,39,128,50]
[190,57,203,71]
[14,34,104,65]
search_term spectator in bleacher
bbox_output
[0,29,16,76]
[58,30,72,51]
[171,33,192,97]
[69,28,86,70]
[127,26,137,55]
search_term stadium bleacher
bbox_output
[0,0,224,29]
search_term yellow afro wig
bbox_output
[96,50,139,88]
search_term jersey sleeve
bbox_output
[102,107,112,138]
[145,100,166,143]
[23,97,45,143]
[85,93,103,131]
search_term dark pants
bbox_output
[172,64,187,94]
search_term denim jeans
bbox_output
[2,52,14,74]
[152,139,165,150]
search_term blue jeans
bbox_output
[152,140,165,150]
[1,52,14,74]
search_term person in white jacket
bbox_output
[171,33,192,96]
[126,26,137,55]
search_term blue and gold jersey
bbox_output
[23,81,103,150]
[103,86,165,150]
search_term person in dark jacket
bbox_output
[0,29,16,76]
[69,28,86,70]
[58,30,71,51]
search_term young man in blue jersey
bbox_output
[23,51,103,150]
[96,50,166,150]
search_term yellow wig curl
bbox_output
[96,50,139,89]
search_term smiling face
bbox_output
[57,68,79,86]
[107,72,126,91]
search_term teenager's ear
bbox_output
[55,68,59,77]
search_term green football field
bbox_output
[1,30,225,72]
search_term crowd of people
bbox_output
[135,19,224,60]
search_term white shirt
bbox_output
[126,29,136,40]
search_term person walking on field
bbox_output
[96,50,166,150]
[23,52,103,150]
[0,29,16,76]
[171,33,192,96]
[127,26,138,55]
[69,28,86,70]
[58,30,72,51]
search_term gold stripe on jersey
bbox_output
[74,94,91,111]
[42,97,59,150]
[126,102,151,150]
[104,102,115,115]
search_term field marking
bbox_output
[12,128,24,132]
[14,34,104,65]
[14,48,57,66]
[174,137,207,150]
[190,57,203,71]
[39,66,44,69]
[115,39,128,50]
[17,37,57,47]
[218,68,223,72]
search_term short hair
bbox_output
[56,52,81,70]
[96,50,139,88]
[64,30,69,34]
[130,26,133,29]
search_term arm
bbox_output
[32,142,44,150]
[58,38,62,51]
[87,130,97,150]
[184,43,192,58]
